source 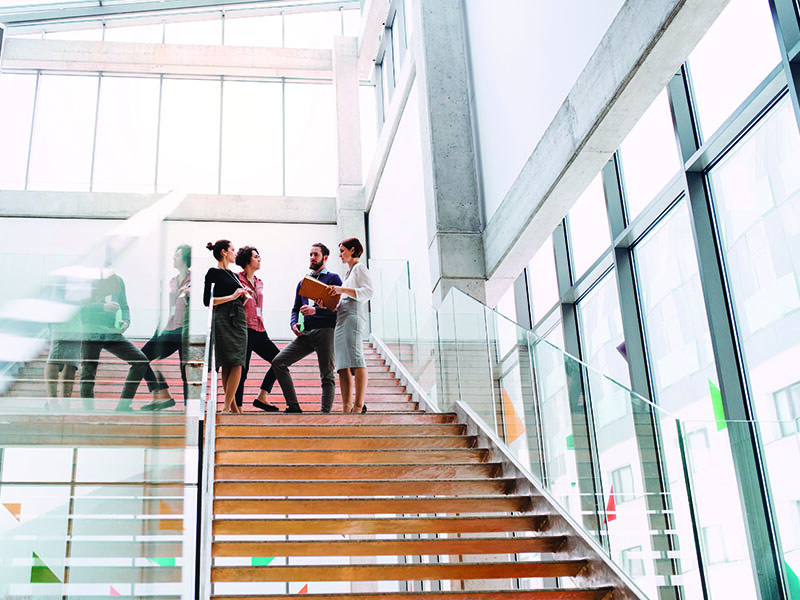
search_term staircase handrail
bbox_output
[197,290,217,600]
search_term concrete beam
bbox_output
[482,0,730,305]
[357,0,389,81]
[413,0,484,304]
[1,38,333,79]
[333,36,362,187]
[0,191,336,223]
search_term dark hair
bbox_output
[206,239,231,261]
[176,244,191,268]
[235,246,259,269]
[311,242,330,258]
[339,237,364,258]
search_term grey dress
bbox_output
[334,262,374,371]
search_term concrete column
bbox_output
[333,35,367,252]
[412,0,486,305]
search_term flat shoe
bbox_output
[140,398,176,411]
[254,399,280,412]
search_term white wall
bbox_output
[464,0,625,220]
[368,82,432,305]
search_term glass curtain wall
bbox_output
[516,0,797,597]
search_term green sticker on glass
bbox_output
[709,380,726,431]
[566,434,574,449]
[252,557,275,566]
[150,557,176,567]
[30,552,60,583]
[786,560,800,599]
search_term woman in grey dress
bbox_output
[203,239,251,413]
[329,238,374,413]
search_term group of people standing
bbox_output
[203,238,374,414]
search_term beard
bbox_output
[309,258,324,271]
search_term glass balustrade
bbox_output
[0,191,201,599]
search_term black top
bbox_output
[290,269,342,331]
[203,268,244,307]
[81,274,131,340]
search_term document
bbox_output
[299,275,340,311]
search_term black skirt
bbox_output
[213,300,247,367]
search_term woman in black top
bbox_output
[204,239,250,413]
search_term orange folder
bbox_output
[298,275,340,311]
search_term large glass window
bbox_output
[567,174,611,279]
[104,22,164,43]
[633,200,718,414]
[0,73,36,190]
[634,199,755,598]
[618,89,682,222]
[157,78,221,194]
[360,84,378,178]
[687,0,781,141]
[223,14,282,47]
[28,74,98,192]
[576,271,628,386]
[528,236,559,324]
[164,17,222,45]
[220,80,282,195]
[284,82,337,196]
[92,76,160,193]
[709,95,800,584]
[283,10,340,49]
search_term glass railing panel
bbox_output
[677,419,764,600]
[450,288,496,430]
[0,191,199,598]
[434,291,460,410]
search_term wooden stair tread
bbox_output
[213,463,501,480]
[213,494,531,514]
[211,590,613,600]
[215,424,465,436]
[210,559,587,582]
[212,514,547,535]
[214,448,488,464]
[212,534,565,556]
[214,435,475,450]
[214,478,518,496]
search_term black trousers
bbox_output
[80,336,149,406]
[140,328,188,402]
[235,328,279,407]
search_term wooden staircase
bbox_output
[207,345,620,599]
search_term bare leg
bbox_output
[44,363,60,399]
[220,366,231,412]
[338,368,352,413]
[352,367,368,413]
[61,365,78,399]
[225,366,243,413]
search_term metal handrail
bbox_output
[197,291,217,600]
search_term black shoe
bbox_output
[284,406,303,414]
[254,399,279,412]
[361,404,368,414]
[140,398,176,411]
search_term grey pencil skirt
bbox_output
[212,300,247,367]
[334,297,367,371]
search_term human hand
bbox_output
[291,324,304,336]
[328,285,343,296]
[103,301,120,313]
[300,305,316,316]
[118,321,130,333]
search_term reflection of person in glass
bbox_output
[234,246,280,412]
[328,238,374,414]
[80,272,150,411]
[138,245,192,411]
[44,302,81,410]
[204,239,250,414]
